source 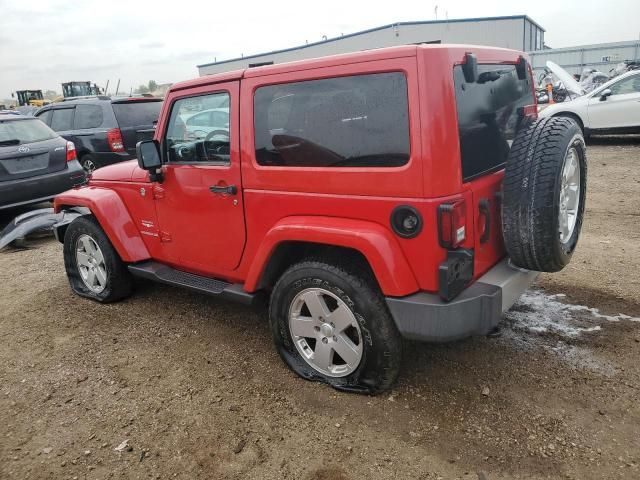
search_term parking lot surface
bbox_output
[1,137,639,479]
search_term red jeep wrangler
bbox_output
[54,45,587,393]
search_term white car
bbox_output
[182,108,229,140]
[539,70,640,136]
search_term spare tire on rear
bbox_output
[502,116,587,272]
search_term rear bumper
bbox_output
[386,259,538,342]
[0,160,86,210]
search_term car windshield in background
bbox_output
[112,101,162,127]
[454,64,535,181]
[0,118,57,145]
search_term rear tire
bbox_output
[269,260,401,394]
[63,216,133,302]
[502,116,587,272]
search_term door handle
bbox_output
[209,184,237,195]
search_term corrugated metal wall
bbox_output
[198,18,533,76]
[529,40,640,76]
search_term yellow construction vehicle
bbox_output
[13,90,50,108]
[61,81,102,98]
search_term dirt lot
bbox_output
[1,136,639,480]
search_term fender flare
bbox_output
[244,216,419,296]
[54,187,150,262]
[548,109,586,132]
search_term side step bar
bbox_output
[128,261,255,306]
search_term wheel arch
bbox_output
[244,216,419,297]
[551,111,585,133]
[54,187,150,262]
[77,149,92,159]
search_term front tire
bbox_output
[269,260,402,394]
[63,216,133,302]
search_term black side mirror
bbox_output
[462,52,478,83]
[599,88,612,101]
[136,140,163,182]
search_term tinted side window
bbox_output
[36,109,52,126]
[74,104,103,129]
[454,64,534,181]
[254,72,410,167]
[50,108,75,131]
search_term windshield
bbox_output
[112,101,162,127]
[0,118,57,145]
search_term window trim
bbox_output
[251,70,412,169]
[162,90,232,166]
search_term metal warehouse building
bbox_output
[198,15,546,75]
[529,40,640,76]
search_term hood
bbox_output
[89,160,141,182]
[546,61,585,96]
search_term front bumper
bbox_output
[386,259,538,342]
[0,160,86,210]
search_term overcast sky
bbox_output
[1,0,638,99]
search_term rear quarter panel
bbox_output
[239,46,530,294]
[237,55,434,294]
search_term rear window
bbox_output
[454,64,534,181]
[112,101,162,127]
[254,72,410,167]
[74,104,103,129]
[0,118,57,144]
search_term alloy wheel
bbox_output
[75,234,107,293]
[559,146,581,244]
[288,287,363,377]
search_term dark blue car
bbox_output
[35,96,162,173]
[0,114,85,210]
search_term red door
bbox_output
[153,81,246,274]
[466,172,505,277]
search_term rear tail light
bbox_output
[438,200,467,249]
[65,141,76,162]
[107,128,125,152]
[521,104,538,119]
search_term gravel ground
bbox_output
[1,136,639,480]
